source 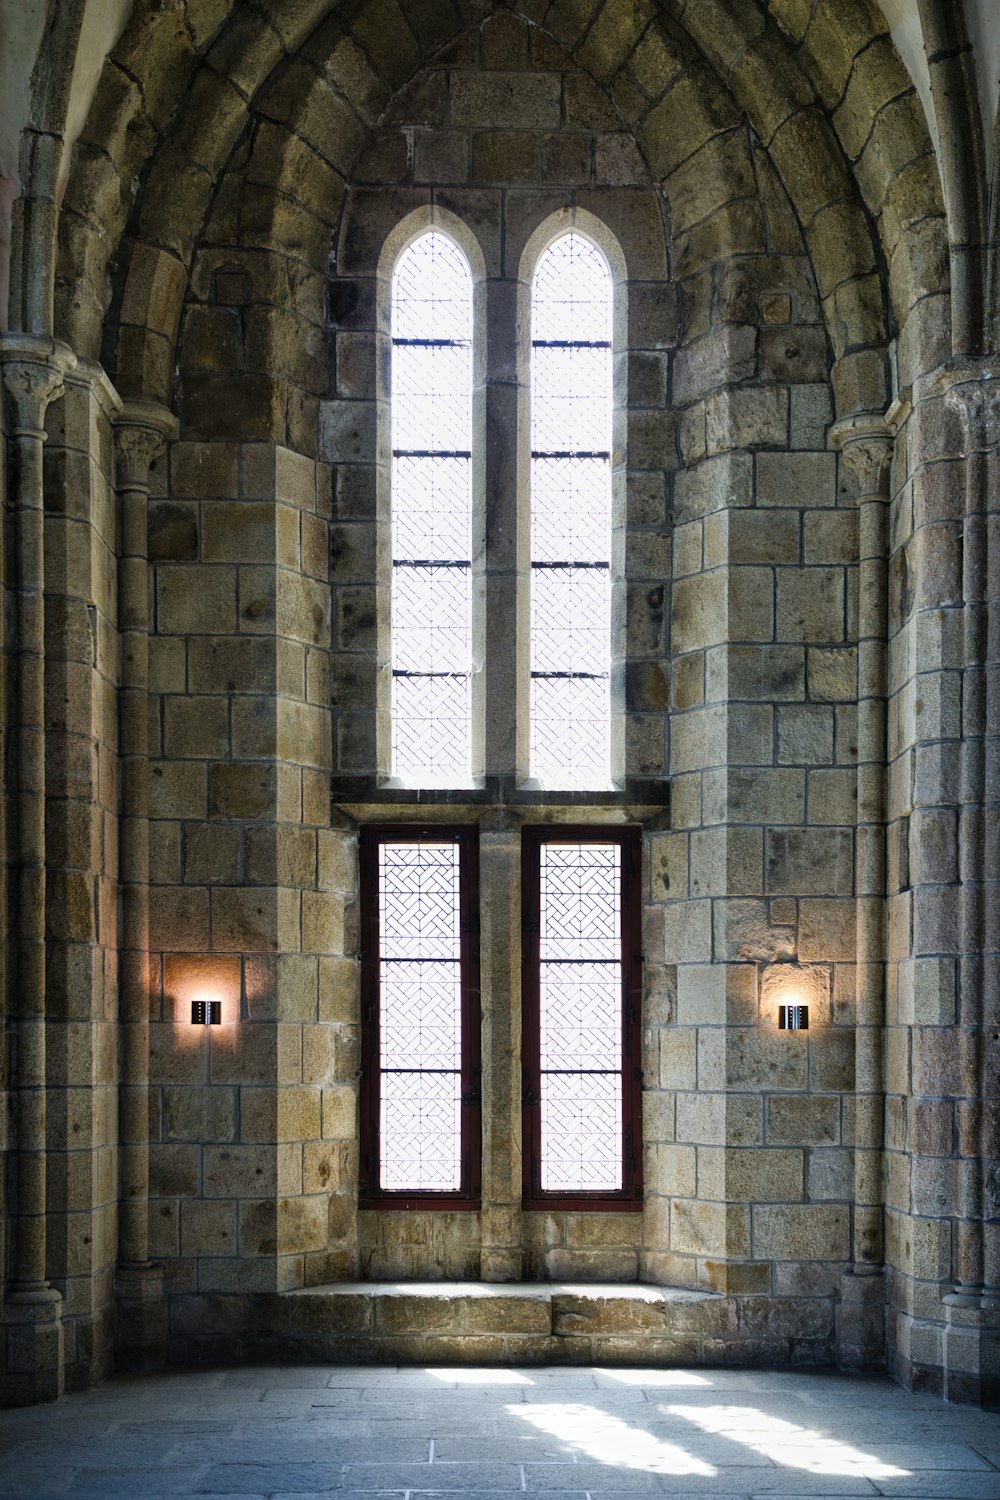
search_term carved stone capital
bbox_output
[944,368,1000,443]
[829,413,894,498]
[0,336,77,437]
[114,399,178,490]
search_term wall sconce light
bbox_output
[191,999,222,1025]
[778,1003,808,1031]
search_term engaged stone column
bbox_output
[1,333,75,1405]
[112,399,177,1369]
[938,366,1000,1407]
[830,412,893,1371]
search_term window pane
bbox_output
[531,675,610,789]
[531,345,611,453]
[392,233,472,342]
[392,564,471,675]
[539,961,621,1070]
[536,839,624,1193]
[532,456,610,564]
[381,1071,461,1191]
[530,232,613,789]
[392,342,471,453]
[531,566,610,676]
[393,455,470,562]
[392,673,470,786]
[391,231,473,786]
[381,962,461,1069]
[523,829,640,1205]
[540,1073,622,1192]
[531,234,612,343]
[379,841,461,960]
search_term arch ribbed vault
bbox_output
[47,0,948,416]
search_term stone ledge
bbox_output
[281,1280,721,1341]
[164,1283,839,1370]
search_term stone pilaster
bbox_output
[113,400,177,1369]
[1,333,75,1404]
[479,821,523,1280]
[829,412,893,1371]
[938,365,1000,1409]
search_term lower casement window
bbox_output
[521,826,643,1210]
[359,826,481,1208]
[358,823,641,1212]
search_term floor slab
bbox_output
[0,1365,998,1498]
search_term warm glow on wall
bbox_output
[762,961,829,1031]
[165,953,240,1038]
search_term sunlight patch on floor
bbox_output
[509,1401,716,1474]
[665,1403,912,1478]
[599,1368,714,1387]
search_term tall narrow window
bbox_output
[391,233,473,787]
[360,827,481,1207]
[530,233,613,789]
[522,827,642,1209]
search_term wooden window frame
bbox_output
[521,824,643,1212]
[359,824,481,1210]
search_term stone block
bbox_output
[807,646,857,701]
[451,71,560,128]
[777,567,845,643]
[798,899,856,961]
[671,1199,750,1258]
[726,1148,804,1202]
[777,704,834,765]
[727,1029,807,1090]
[765,828,853,896]
[757,451,837,508]
[149,502,198,562]
[157,565,237,635]
[659,1026,697,1090]
[706,508,800,567]
[473,131,537,182]
[752,1203,850,1259]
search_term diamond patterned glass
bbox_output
[530,234,613,789]
[530,675,611,790]
[537,841,624,1192]
[391,232,473,786]
[377,841,462,1192]
[531,457,610,564]
[541,1072,622,1192]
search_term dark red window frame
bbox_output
[359,824,481,1210]
[521,825,643,1212]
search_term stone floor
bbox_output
[1,1365,999,1499]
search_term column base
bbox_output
[1,1286,65,1406]
[942,1290,1000,1409]
[837,1266,886,1372]
[114,1262,166,1371]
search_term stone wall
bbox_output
[2,0,997,1408]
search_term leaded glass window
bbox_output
[359,828,481,1206]
[522,826,642,1207]
[391,232,473,787]
[529,234,614,790]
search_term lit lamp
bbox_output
[777,998,808,1031]
[191,996,222,1026]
